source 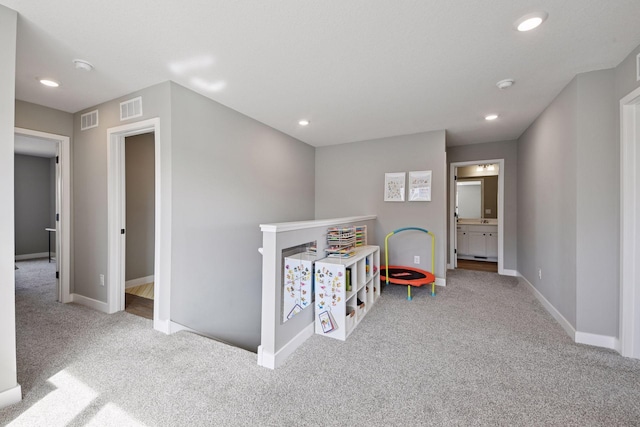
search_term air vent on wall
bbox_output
[80,110,99,130]
[120,96,143,121]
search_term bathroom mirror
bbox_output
[455,164,498,219]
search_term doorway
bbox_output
[123,132,155,320]
[620,85,640,359]
[107,118,169,333]
[14,128,70,303]
[449,159,504,274]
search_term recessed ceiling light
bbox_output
[485,114,499,121]
[39,79,60,87]
[496,79,515,89]
[298,119,310,126]
[73,59,94,71]
[515,12,548,32]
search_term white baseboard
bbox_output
[436,277,446,287]
[519,273,576,340]
[446,263,452,270]
[575,332,617,351]
[125,275,154,289]
[500,268,518,277]
[169,321,197,335]
[0,384,21,409]
[15,252,49,261]
[71,293,109,313]
[257,322,315,369]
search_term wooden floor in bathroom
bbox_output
[456,259,498,273]
[125,283,154,320]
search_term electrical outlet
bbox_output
[100,274,105,286]
[414,256,420,264]
[538,268,542,280]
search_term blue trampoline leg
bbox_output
[407,285,412,301]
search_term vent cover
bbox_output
[120,97,143,121]
[80,110,99,130]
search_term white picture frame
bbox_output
[408,170,432,202]
[384,172,406,202]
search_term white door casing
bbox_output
[107,118,170,333]
[449,159,505,274]
[14,128,71,303]
[620,86,640,359]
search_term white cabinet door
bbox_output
[457,231,468,255]
[468,232,487,257]
[486,233,498,258]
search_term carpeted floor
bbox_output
[2,259,640,426]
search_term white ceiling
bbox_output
[4,0,640,147]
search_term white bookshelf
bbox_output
[314,245,380,340]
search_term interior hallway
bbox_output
[4,259,640,425]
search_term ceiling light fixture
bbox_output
[496,79,515,89]
[73,59,94,71]
[515,12,548,32]
[485,114,498,121]
[39,79,60,87]
[298,119,310,126]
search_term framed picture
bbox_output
[408,170,432,202]
[384,172,406,202]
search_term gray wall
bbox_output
[14,154,54,255]
[125,133,155,281]
[315,131,447,279]
[447,140,518,271]
[72,82,172,302]
[518,77,578,328]
[575,70,617,336]
[0,3,18,402]
[169,83,315,351]
[15,100,74,137]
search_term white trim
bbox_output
[436,277,446,287]
[620,85,640,359]
[0,384,21,409]
[501,268,518,277]
[575,332,617,350]
[14,127,71,304]
[125,275,154,289]
[257,323,314,369]
[449,159,506,275]
[446,263,452,270]
[170,321,198,334]
[519,273,576,340]
[107,118,169,334]
[71,293,110,313]
[14,252,48,261]
[260,215,376,233]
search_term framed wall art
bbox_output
[408,170,432,202]
[384,172,406,202]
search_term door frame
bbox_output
[449,159,505,273]
[619,85,640,359]
[107,118,170,333]
[14,127,71,303]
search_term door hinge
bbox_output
[454,175,457,181]
[56,156,59,164]
[454,249,457,254]
[121,229,125,235]
[56,213,59,221]
[55,271,59,279]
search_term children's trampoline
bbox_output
[380,227,436,300]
